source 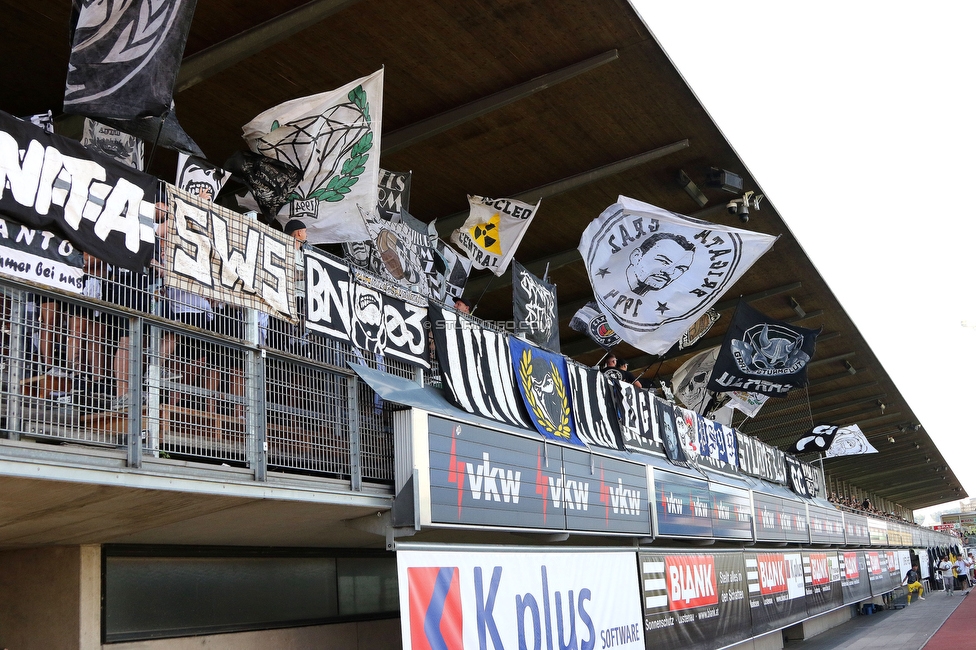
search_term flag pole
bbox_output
[145,109,169,172]
[470,273,496,315]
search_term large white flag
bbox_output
[578,196,777,355]
[243,69,383,244]
[451,195,539,276]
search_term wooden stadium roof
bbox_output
[0,0,963,510]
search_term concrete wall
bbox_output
[0,545,101,650]
[103,618,402,650]
[725,629,784,650]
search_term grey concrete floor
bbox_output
[785,590,968,650]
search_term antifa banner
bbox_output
[578,196,776,355]
[164,186,297,320]
[0,217,84,293]
[568,300,620,350]
[640,552,752,650]
[512,260,559,352]
[565,362,624,450]
[429,304,529,427]
[0,111,156,271]
[243,70,383,244]
[510,337,585,447]
[397,548,645,650]
[708,301,820,397]
[64,0,198,120]
[304,247,429,368]
[451,195,540,276]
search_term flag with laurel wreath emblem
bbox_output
[509,337,585,447]
[243,69,383,244]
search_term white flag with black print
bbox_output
[451,195,539,276]
[578,196,776,355]
[565,362,623,450]
[243,69,383,244]
[429,304,530,429]
[512,260,559,352]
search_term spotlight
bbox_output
[789,296,806,318]
[887,436,895,444]
[707,168,744,193]
[844,360,856,375]
[914,443,920,450]
[876,400,886,414]
[912,423,921,431]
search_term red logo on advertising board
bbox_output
[666,555,718,610]
[843,552,860,579]
[867,552,881,575]
[809,553,829,586]
[886,552,899,575]
[408,567,463,650]
[758,553,788,595]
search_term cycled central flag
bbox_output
[510,337,585,447]
[243,69,383,244]
[451,195,539,276]
[578,196,776,356]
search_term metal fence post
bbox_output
[4,290,27,440]
[246,309,267,481]
[348,374,361,491]
[126,316,143,468]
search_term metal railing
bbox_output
[0,270,407,486]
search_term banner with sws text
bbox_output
[397,547,644,650]
[164,185,297,321]
[0,110,156,271]
[304,247,430,368]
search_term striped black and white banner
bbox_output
[566,362,623,450]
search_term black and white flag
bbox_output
[243,70,383,243]
[65,0,198,120]
[613,381,661,455]
[565,362,623,450]
[785,455,811,498]
[81,118,144,170]
[305,247,430,368]
[653,396,689,466]
[355,206,444,299]
[790,424,877,458]
[429,304,529,428]
[670,346,720,413]
[223,150,303,224]
[708,301,820,397]
[376,168,411,221]
[568,301,620,350]
[512,260,559,352]
[177,154,229,201]
[578,196,776,355]
[0,110,156,271]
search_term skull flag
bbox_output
[707,301,820,397]
[578,196,776,355]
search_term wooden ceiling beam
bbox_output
[384,50,620,155]
[435,138,690,237]
[176,0,362,93]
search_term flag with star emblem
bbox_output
[243,69,383,243]
[578,196,777,356]
[569,301,621,350]
[451,195,540,276]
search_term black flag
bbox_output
[707,301,820,397]
[786,424,839,454]
[65,0,198,120]
[512,260,559,352]
[224,151,302,224]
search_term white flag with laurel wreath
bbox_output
[243,69,383,244]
